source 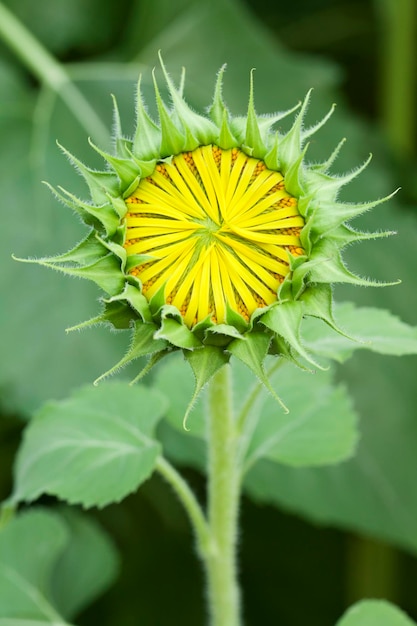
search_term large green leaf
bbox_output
[0,507,118,625]
[49,508,118,620]
[336,600,417,626]
[12,383,167,507]
[242,361,358,469]
[303,304,417,362]
[244,381,417,553]
[0,510,71,624]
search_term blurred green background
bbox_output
[0,0,416,624]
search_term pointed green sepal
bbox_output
[310,189,400,237]
[283,143,308,196]
[183,347,230,429]
[228,331,289,413]
[178,66,186,96]
[225,303,250,333]
[66,299,135,332]
[330,224,397,246]
[306,153,373,198]
[203,323,245,346]
[257,102,301,134]
[264,133,280,171]
[244,70,266,158]
[19,253,125,296]
[94,321,167,384]
[181,123,200,152]
[278,89,312,172]
[301,103,336,141]
[154,316,202,350]
[148,283,167,318]
[96,235,127,269]
[107,192,128,219]
[133,75,161,160]
[127,151,157,179]
[57,142,120,203]
[129,351,168,386]
[277,273,294,303]
[218,109,238,149]
[158,52,218,146]
[14,230,107,267]
[288,254,310,300]
[307,241,401,287]
[208,64,228,126]
[107,283,153,322]
[311,137,346,173]
[88,138,141,191]
[44,182,120,236]
[111,95,135,160]
[115,136,134,159]
[269,334,312,370]
[152,70,185,157]
[110,94,123,142]
[300,284,362,344]
[261,301,325,369]
[125,254,155,273]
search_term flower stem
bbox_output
[205,364,242,626]
[0,1,110,146]
[377,0,416,157]
[155,455,212,557]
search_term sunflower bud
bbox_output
[21,56,397,401]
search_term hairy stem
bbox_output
[377,0,416,156]
[0,2,110,146]
[155,456,211,557]
[206,364,241,626]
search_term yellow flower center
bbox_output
[124,145,305,327]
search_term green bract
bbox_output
[20,57,397,410]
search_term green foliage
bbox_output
[49,508,119,620]
[155,353,360,468]
[1,0,417,624]
[303,303,417,362]
[242,361,358,469]
[0,508,117,624]
[12,384,167,507]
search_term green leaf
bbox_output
[50,508,118,620]
[0,507,117,625]
[242,360,359,470]
[0,509,71,624]
[303,303,417,362]
[335,600,417,626]
[12,383,168,507]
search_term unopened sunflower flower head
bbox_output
[24,57,397,412]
